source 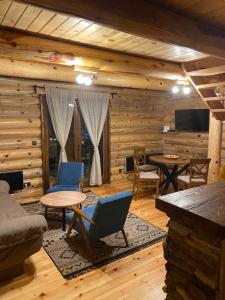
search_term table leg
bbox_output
[161,165,178,195]
[169,165,178,191]
[62,208,66,231]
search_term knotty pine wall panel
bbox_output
[0,81,43,204]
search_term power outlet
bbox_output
[24,182,31,188]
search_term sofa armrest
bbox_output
[0,215,48,250]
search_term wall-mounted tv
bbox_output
[0,171,23,191]
[175,109,209,132]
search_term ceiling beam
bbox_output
[0,28,184,80]
[18,0,225,58]
[0,57,175,91]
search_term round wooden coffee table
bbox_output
[40,191,86,231]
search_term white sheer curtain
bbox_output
[78,91,109,186]
[46,88,77,163]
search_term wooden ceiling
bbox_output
[151,0,225,30]
[0,0,208,62]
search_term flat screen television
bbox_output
[0,171,23,191]
[175,109,209,132]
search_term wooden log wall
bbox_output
[2,76,225,202]
[0,80,43,204]
[163,91,209,160]
[110,90,168,181]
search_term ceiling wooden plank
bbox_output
[39,14,68,35]
[62,20,91,40]
[1,1,27,27]
[26,9,55,32]
[18,0,225,58]
[50,17,81,38]
[15,5,41,30]
[0,0,12,24]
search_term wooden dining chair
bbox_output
[178,158,211,189]
[133,150,160,200]
[133,146,158,172]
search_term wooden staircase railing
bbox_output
[182,57,225,121]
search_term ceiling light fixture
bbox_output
[172,86,180,94]
[84,76,92,86]
[172,81,191,95]
[76,74,85,85]
[183,86,191,95]
[75,71,95,86]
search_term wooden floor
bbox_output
[0,179,168,300]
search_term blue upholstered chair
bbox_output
[47,162,84,193]
[66,192,133,252]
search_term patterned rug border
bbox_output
[63,233,166,280]
[23,191,166,280]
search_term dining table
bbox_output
[149,155,190,195]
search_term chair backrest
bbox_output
[190,158,211,184]
[133,146,146,172]
[88,192,133,240]
[58,162,84,186]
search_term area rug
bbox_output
[23,192,166,280]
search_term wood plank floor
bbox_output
[0,179,168,300]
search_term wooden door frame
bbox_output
[40,95,50,193]
[40,95,111,190]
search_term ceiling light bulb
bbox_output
[172,86,179,94]
[76,74,85,84]
[183,86,191,95]
[84,76,92,86]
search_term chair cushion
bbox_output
[178,175,205,184]
[139,172,160,180]
[47,185,79,193]
[66,205,96,236]
[139,164,158,172]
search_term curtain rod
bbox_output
[34,84,117,97]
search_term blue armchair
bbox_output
[66,192,133,253]
[47,162,84,193]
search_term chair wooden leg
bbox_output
[136,182,140,200]
[121,228,129,247]
[132,179,136,194]
[66,212,77,238]
[77,214,94,259]
[155,182,159,198]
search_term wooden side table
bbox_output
[40,191,86,231]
